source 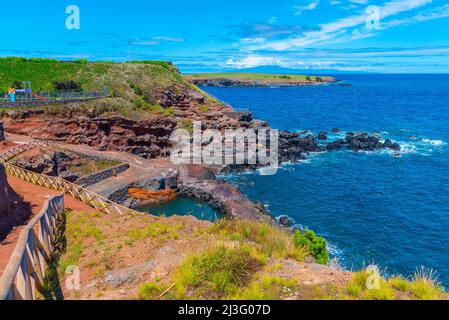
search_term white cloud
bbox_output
[251,0,433,51]
[132,40,159,46]
[153,36,185,42]
[226,56,286,68]
[349,0,369,4]
[294,0,320,16]
[382,4,449,28]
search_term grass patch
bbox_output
[58,211,103,273]
[125,222,181,245]
[346,270,395,300]
[138,283,163,300]
[71,157,121,176]
[231,276,297,300]
[210,219,307,262]
[344,266,446,300]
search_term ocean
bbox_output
[201,74,449,287]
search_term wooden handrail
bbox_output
[0,142,145,300]
[0,141,141,216]
[0,194,64,300]
[0,141,48,163]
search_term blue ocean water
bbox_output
[201,74,449,287]
[140,197,220,222]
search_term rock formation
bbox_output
[325,132,402,152]
[128,188,177,206]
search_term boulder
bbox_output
[325,139,345,151]
[278,215,291,227]
[383,139,393,148]
[317,131,328,140]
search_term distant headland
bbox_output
[185,72,336,87]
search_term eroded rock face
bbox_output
[0,164,12,238]
[6,115,178,159]
[0,122,5,141]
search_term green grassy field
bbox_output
[0,57,185,93]
[0,57,222,120]
[185,72,333,82]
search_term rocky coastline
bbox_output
[190,77,335,87]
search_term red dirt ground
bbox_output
[0,175,95,275]
[0,141,17,153]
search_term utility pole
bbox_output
[127,40,132,62]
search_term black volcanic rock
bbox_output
[343,133,401,152]
[318,131,328,140]
[326,139,345,151]
[278,131,322,163]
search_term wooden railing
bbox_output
[0,142,143,300]
[0,195,64,300]
[0,141,48,163]
[0,142,140,216]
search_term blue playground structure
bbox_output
[6,81,33,102]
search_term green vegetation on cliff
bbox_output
[0,57,217,118]
[0,57,182,92]
[46,210,447,300]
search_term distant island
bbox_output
[185,72,336,87]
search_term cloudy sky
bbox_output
[1,0,448,73]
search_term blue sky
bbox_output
[1,0,448,73]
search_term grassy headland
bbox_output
[185,72,335,85]
[0,57,218,119]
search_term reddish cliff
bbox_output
[0,164,12,238]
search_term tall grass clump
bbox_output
[176,244,262,298]
[410,267,443,300]
[138,283,162,300]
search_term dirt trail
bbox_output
[0,175,95,275]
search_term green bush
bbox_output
[294,229,329,265]
[52,80,82,92]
